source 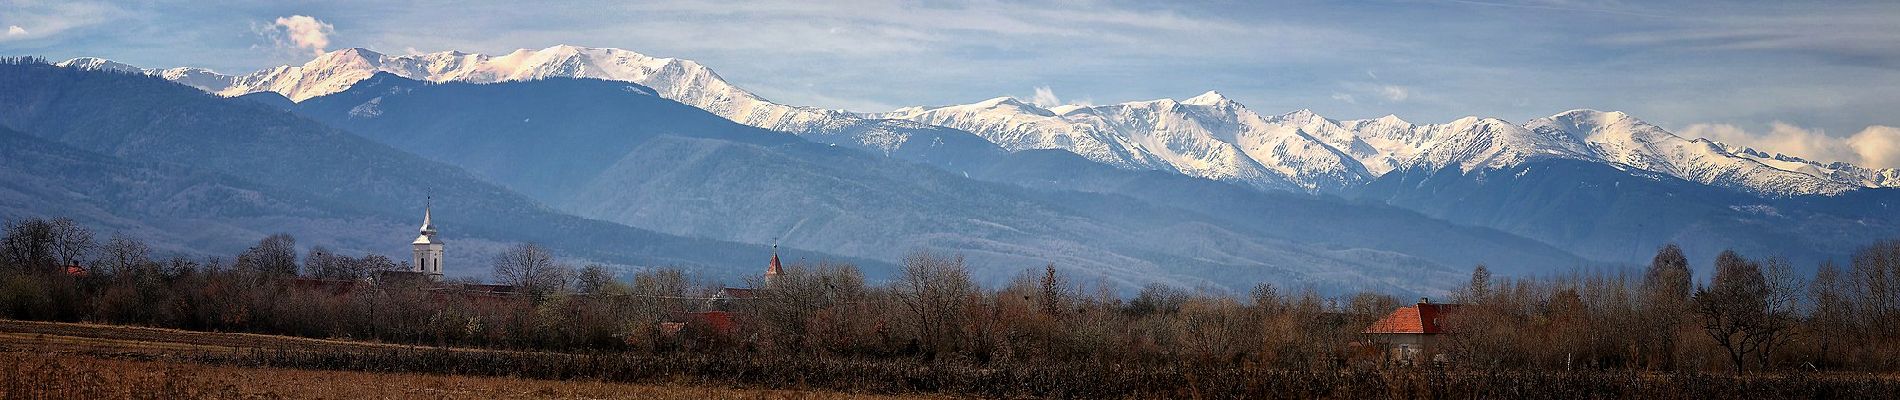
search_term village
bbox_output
[314,202,1467,366]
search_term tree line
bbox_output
[4,216,1900,375]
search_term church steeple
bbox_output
[411,196,444,281]
[419,197,437,236]
[764,243,783,287]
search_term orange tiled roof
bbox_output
[1363,302,1460,334]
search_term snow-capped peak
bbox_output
[56,57,143,73]
[109,45,1899,196]
[1182,90,1233,106]
[1525,109,1863,196]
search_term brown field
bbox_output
[5,319,1900,399]
[0,320,936,400]
[0,319,508,356]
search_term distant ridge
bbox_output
[61,46,1899,197]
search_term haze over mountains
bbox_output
[19,44,1900,294]
[0,61,867,284]
[57,45,1900,197]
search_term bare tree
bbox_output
[492,243,570,298]
[576,263,616,294]
[1693,250,1774,374]
[303,246,341,279]
[48,218,93,269]
[1851,240,1900,331]
[236,233,298,276]
[98,234,153,277]
[1639,243,1693,370]
[1128,283,1189,316]
[1808,260,1852,367]
[894,251,976,354]
[1038,263,1070,319]
[1,217,92,273]
[1457,264,1493,304]
[1754,256,1803,369]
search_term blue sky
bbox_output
[5,0,1899,167]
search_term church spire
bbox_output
[764,242,783,286]
[412,196,444,281]
[420,196,436,235]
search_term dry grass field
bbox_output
[0,353,935,400]
[5,319,1900,399]
[0,320,936,400]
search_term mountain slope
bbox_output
[1525,110,1858,196]
[878,93,1358,192]
[285,74,1598,294]
[62,47,1002,168]
[1352,159,1900,272]
[74,46,1898,197]
[0,61,863,280]
[887,92,1883,198]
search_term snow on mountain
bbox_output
[64,46,935,154]
[884,92,1605,192]
[55,58,238,97]
[873,96,1170,170]
[1714,141,1900,189]
[54,57,142,73]
[1274,110,1593,177]
[64,46,1900,197]
[1524,110,1861,196]
[880,91,1367,191]
[890,93,1885,197]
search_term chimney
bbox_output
[1419,297,1431,305]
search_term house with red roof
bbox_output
[1362,297,1460,365]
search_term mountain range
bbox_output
[0,60,869,284]
[24,45,1900,293]
[58,45,1900,198]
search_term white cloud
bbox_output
[1850,126,1900,170]
[1029,86,1061,108]
[272,15,334,55]
[6,26,25,36]
[1379,85,1410,102]
[1331,92,1358,104]
[1681,122,1900,169]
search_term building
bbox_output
[1362,297,1461,365]
[411,199,444,281]
[669,249,785,337]
[762,244,783,287]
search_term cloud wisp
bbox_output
[0,1,125,42]
[1029,86,1061,108]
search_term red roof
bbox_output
[1363,302,1461,334]
[766,251,783,276]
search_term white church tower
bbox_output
[412,198,444,281]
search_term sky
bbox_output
[5,0,1899,168]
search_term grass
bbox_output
[0,353,928,399]
[0,319,937,399]
[4,319,1900,399]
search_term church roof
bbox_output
[766,249,783,276]
[414,200,440,245]
[1363,301,1461,334]
[419,204,437,234]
